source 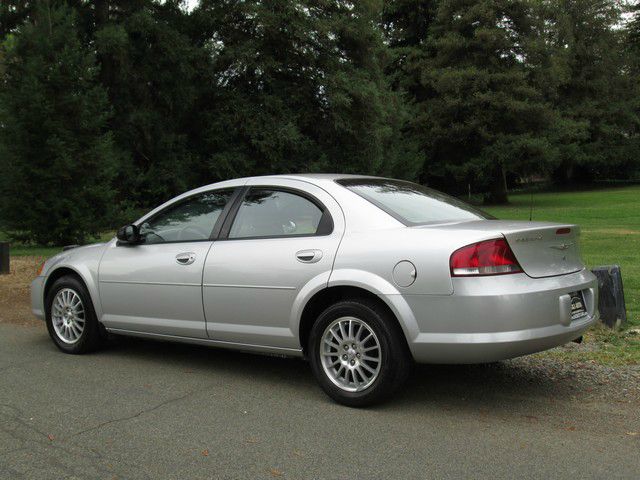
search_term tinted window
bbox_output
[140,190,233,244]
[338,179,492,225]
[229,189,324,239]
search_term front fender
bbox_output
[43,263,103,320]
[41,244,106,320]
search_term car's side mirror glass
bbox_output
[116,224,142,245]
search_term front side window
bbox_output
[337,179,493,225]
[229,189,324,239]
[140,190,233,244]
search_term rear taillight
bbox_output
[450,238,522,277]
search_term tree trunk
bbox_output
[484,163,509,204]
[553,161,574,186]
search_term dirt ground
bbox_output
[0,256,44,327]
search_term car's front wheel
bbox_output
[45,276,103,354]
[308,298,412,407]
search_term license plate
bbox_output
[569,291,587,320]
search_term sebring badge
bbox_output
[515,235,543,242]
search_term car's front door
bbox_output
[99,189,236,338]
[202,179,344,349]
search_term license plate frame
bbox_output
[569,291,587,320]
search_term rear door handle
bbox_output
[296,249,323,264]
[176,252,196,265]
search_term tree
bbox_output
[382,0,437,92]
[0,2,118,244]
[92,0,208,208]
[381,0,437,179]
[390,0,555,203]
[2,0,638,247]
[1,1,90,40]
[193,0,419,182]
[624,0,640,175]
[542,0,638,183]
[630,1,640,67]
[0,1,34,39]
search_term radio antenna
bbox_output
[529,189,534,221]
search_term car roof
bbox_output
[135,173,403,229]
[204,173,381,188]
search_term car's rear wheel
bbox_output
[45,276,103,354]
[308,298,412,407]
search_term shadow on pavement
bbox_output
[75,333,595,411]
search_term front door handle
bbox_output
[296,249,323,264]
[176,252,196,265]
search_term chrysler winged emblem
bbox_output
[549,242,574,251]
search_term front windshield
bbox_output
[337,178,493,225]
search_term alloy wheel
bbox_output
[51,288,85,344]
[320,316,382,392]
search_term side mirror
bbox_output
[116,224,142,245]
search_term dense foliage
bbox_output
[0,2,117,244]
[0,0,638,244]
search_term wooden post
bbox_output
[0,242,9,275]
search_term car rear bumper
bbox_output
[31,276,45,320]
[408,313,597,363]
[391,269,599,364]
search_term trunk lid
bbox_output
[416,220,585,278]
[500,223,583,278]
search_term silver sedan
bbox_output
[31,174,598,406]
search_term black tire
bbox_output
[308,298,413,407]
[45,275,104,354]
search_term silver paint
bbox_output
[31,173,599,364]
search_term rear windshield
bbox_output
[337,178,493,226]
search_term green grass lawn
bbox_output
[485,185,640,365]
[0,232,113,257]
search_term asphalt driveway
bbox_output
[1,323,639,479]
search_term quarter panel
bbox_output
[278,177,401,232]
[327,268,421,343]
[289,271,332,341]
[332,229,457,296]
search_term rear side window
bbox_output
[229,189,328,239]
[337,179,492,225]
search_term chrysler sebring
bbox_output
[31,174,598,406]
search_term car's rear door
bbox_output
[99,188,238,338]
[202,179,344,350]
